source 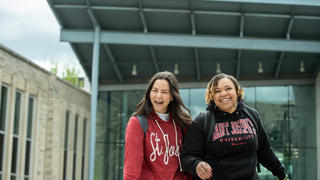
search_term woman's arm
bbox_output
[123,116,145,180]
[181,114,207,176]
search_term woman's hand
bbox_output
[196,161,212,180]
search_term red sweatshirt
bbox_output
[123,112,191,180]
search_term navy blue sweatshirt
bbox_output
[181,102,286,180]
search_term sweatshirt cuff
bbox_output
[192,160,202,176]
[276,171,287,180]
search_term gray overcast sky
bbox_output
[0,0,86,78]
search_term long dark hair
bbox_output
[134,71,192,127]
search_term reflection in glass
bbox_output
[96,85,317,180]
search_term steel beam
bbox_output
[143,8,189,13]
[138,0,148,33]
[237,12,244,79]
[60,29,320,53]
[245,13,290,18]
[294,15,320,20]
[274,52,285,78]
[196,10,240,16]
[139,11,148,33]
[286,17,295,39]
[236,50,242,79]
[69,43,91,79]
[138,0,159,73]
[85,5,124,83]
[149,46,160,72]
[240,13,245,37]
[194,48,201,81]
[54,4,87,9]
[53,4,320,20]
[191,12,196,35]
[190,1,200,81]
[103,45,124,83]
[87,7,99,28]
[99,79,315,91]
[202,0,320,7]
[313,63,320,78]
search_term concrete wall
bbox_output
[0,44,90,180]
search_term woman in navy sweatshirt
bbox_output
[181,73,288,180]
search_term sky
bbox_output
[0,0,87,79]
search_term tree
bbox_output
[50,62,84,88]
[50,61,58,75]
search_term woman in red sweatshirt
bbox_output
[123,71,192,180]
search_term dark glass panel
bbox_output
[82,119,87,153]
[26,97,34,139]
[24,140,31,175]
[64,112,70,149]
[0,134,4,172]
[72,153,76,180]
[81,155,85,180]
[0,86,8,131]
[63,111,70,180]
[11,137,18,173]
[13,92,21,135]
[63,150,67,180]
[74,115,79,151]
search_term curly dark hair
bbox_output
[205,73,244,105]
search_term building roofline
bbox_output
[0,43,90,95]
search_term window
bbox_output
[81,119,87,180]
[11,91,22,179]
[24,96,34,180]
[72,114,79,180]
[0,86,8,131]
[63,111,70,180]
[0,85,9,178]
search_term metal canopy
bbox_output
[48,0,320,84]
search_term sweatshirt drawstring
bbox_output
[154,118,183,172]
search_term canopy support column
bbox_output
[88,26,100,180]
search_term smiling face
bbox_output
[149,79,173,113]
[212,78,238,114]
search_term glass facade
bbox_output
[95,85,317,180]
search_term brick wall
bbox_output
[0,44,90,180]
